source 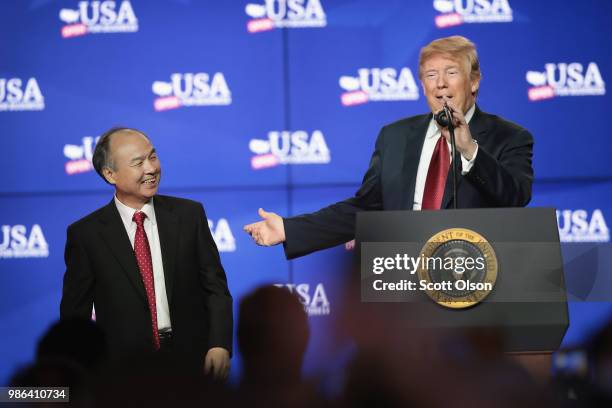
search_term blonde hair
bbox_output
[418,36,481,83]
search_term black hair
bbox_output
[92,127,148,184]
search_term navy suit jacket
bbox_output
[283,106,534,259]
[60,195,233,359]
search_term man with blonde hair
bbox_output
[245,36,533,259]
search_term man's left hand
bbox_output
[204,347,230,380]
[438,100,477,160]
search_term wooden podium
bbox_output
[355,207,569,375]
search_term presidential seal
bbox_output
[417,228,497,309]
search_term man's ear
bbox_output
[102,167,116,185]
[471,77,480,95]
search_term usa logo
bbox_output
[557,209,609,243]
[245,0,326,33]
[339,68,419,106]
[59,1,138,38]
[275,283,331,316]
[64,136,99,175]
[208,218,237,252]
[249,130,331,170]
[527,62,606,101]
[0,78,44,112]
[152,73,232,111]
[433,0,513,28]
[0,225,49,259]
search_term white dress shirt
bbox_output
[114,196,172,331]
[413,104,478,210]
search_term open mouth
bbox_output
[141,177,158,186]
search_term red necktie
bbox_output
[132,211,160,350]
[421,135,450,210]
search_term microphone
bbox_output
[434,103,453,128]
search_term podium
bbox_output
[355,208,569,381]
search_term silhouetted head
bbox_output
[37,317,107,370]
[238,285,309,385]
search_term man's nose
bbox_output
[143,159,156,173]
[436,75,447,88]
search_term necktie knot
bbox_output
[133,211,146,227]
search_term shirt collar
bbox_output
[426,103,477,139]
[114,196,157,230]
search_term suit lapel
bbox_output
[441,105,488,209]
[400,114,431,209]
[153,196,179,307]
[97,200,147,303]
[467,105,489,143]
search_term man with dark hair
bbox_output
[237,285,320,406]
[60,127,232,379]
[238,285,309,386]
[244,35,533,259]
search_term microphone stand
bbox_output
[443,105,458,209]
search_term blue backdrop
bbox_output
[1,0,611,383]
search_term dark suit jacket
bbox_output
[283,106,534,259]
[60,195,233,359]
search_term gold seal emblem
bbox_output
[417,228,497,309]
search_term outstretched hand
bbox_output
[243,208,286,246]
